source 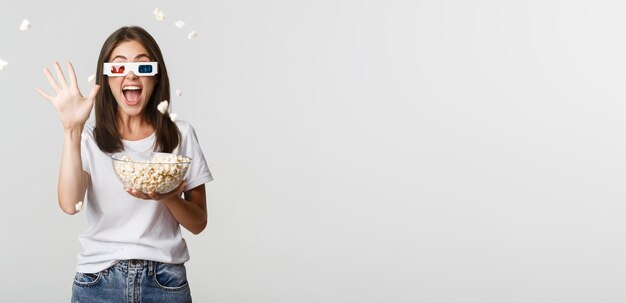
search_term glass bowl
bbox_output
[111,151,192,194]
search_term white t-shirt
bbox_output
[77,120,213,273]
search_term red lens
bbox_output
[111,65,125,74]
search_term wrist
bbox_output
[161,194,184,205]
[63,129,83,145]
[63,124,84,136]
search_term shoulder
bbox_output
[174,119,195,136]
[83,120,96,139]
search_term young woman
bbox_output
[36,26,213,303]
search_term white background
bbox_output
[1,0,625,302]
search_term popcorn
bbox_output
[153,8,165,21]
[175,20,185,28]
[19,19,30,31]
[187,30,198,39]
[175,89,182,96]
[113,154,191,194]
[75,201,83,212]
[169,112,178,122]
[87,74,95,84]
[157,100,169,114]
[0,58,8,71]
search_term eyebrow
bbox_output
[110,54,152,61]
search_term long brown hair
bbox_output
[93,26,180,153]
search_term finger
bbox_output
[35,86,54,103]
[86,84,100,102]
[53,61,69,87]
[43,68,61,93]
[125,188,141,198]
[127,188,137,196]
[131,189,151,200]
[67,62,78,88]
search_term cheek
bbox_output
[142,79,157,97]
[108,79,122,94]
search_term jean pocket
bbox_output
[153,262,189,291]
[73,272,103,287]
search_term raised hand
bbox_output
[36,61,100,131]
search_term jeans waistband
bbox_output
[112,259,157,275]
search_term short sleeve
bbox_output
[81,124,93,176]
[178,122,213,191]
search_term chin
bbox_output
[117,102,145,116]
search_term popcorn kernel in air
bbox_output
[75,201,83,212]
[0,59,8,71]
[153,8,165,21]
[157,100,169,114]
[19,19,31,31]
[169,113,178,122]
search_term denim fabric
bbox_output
[71,260,192,303]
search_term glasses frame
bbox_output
[103,62,159,77]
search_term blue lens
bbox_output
[138,65,153,74]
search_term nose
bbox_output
[126,71,138,80]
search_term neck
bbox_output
[117,112,153,140]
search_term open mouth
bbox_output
[122,85,142,105]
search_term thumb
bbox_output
[86,84,100,103]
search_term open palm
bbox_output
[36,61,100,130]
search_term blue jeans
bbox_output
[71,260,192,303]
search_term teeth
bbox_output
[123,86,141,91]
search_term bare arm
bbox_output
[58,128,90,214]
[164,185,208,234]
[36,61,100,215]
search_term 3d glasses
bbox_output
[103,62,158,77]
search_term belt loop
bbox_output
[120,260,128,273]
[148,261,154,276]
